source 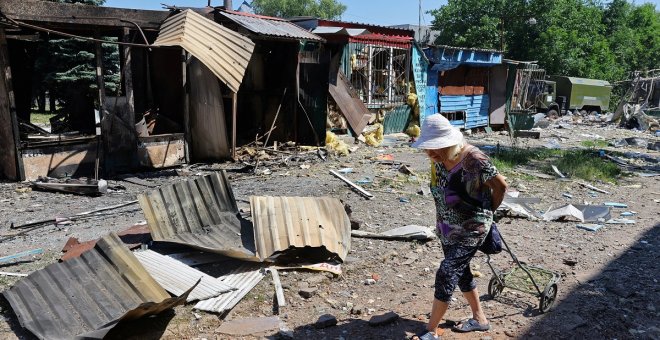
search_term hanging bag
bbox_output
[479,223,502,254]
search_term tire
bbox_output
[488,276,505,298]
[539,283,558,313]
[546,109,559,119]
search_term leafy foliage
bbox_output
[251,0,346,19]
[429,0,660,83]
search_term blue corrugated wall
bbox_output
[439,95,490,129]
[423,71,439,124]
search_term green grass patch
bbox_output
[580,140,608,148]
[491,147,562,172]
[545,150,621,183]
[491,147,620,183]
[30,112,55,125]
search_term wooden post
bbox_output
[182,50,191,163]
[387,47,393,103]
[94,31,105,180]
[232,91,237,160]
[0,28,24,180]
[122,28,135,126]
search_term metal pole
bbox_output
[232,92,237,160]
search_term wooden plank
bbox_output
[328,71,371,135]
[268,268,286,308]
[0,28,24,180]
[0,0,168,29]
[329,170,374,199]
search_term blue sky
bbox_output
[104,0,659,26]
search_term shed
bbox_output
[214,10,328,147]
[424,45,503,129]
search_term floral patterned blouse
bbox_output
[430,146,499,246]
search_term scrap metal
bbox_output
[250,195,352,262]
[194,263,267,314]
[153,9,255,93]
[138,171,258,261]
[3,233,191,340]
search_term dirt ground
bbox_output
[0,121,658,340]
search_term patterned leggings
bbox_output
[434,242,479,302]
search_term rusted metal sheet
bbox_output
[188,58,230,160]
[137,134,185,168]
[249,196,351,262]
[194,263,266,314]
[329,71,371,134]
[0,0,169,29]
[219,10,324,42]
[137,171,258,261]
[134,249,235,302]
[21,142,98,180]
[2,233,189,340]
[153,9,254,93]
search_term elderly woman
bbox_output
[411,114,507,340]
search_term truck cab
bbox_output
[527,80,562,118]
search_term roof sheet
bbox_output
[134,249,236,302]
[3,233,186,340]
[153,9,254,93]
[194,263,267,314]
[219,10,324,42]
[311,26,370,36]
[137,172,258,261]
[250,196,351,262]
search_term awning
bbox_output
[153,9,255,93]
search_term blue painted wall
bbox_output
[424,71,439,124]
[439,95,490,129]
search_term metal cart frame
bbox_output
[485,233,560,313]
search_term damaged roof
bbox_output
[217,10,324,42]
[250,196,351,262]
[153,10,255,93]
[137,172,258,261]
[3,233,185,339]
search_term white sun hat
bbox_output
[411,114,464,149]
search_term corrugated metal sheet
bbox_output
[382,105,412,135]
[2,233,187,340]
[219,10,324,42]
[137,172,258,261]
[329,70,371,134]
[194,263,266,314]
[134,249,235,302]
[440,94,490,129]
[249,196,351,262]
[153,9,254,93]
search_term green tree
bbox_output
[251,0,346,19]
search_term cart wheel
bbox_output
[539,283,557,313]
[488,276,504,298]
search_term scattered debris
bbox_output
[30,177,108,196]
[575,181,610,194]
[368,311,400,326]
[3,233,194,339]
[551,165,566,178]
[351,225,436,241]
[194,264,267,314]
[543,204,612,223]
[605,218,636,224]
[0,272,28,277]
[267,268,286,309]
[133,249,235,302]
[271,262,342,275]
[604,202,628,208]
[576,224,604,232]
[315,314,338,329]
[0,248,43,264]
[544,205,584,222]
[215,316,281,336]
[330,169,374,199]
[299,287,318,298]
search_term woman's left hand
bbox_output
[485,174,508,211]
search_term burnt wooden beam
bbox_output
[0,0,169,30]
[0,28,24,180]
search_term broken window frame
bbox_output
[341,41,410,108]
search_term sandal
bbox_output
[452,318,491,332]
[410,331,440,340]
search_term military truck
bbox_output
[526,76,613,117]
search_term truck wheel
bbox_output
[546,109,559,119]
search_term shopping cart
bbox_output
[485,233,560,313]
